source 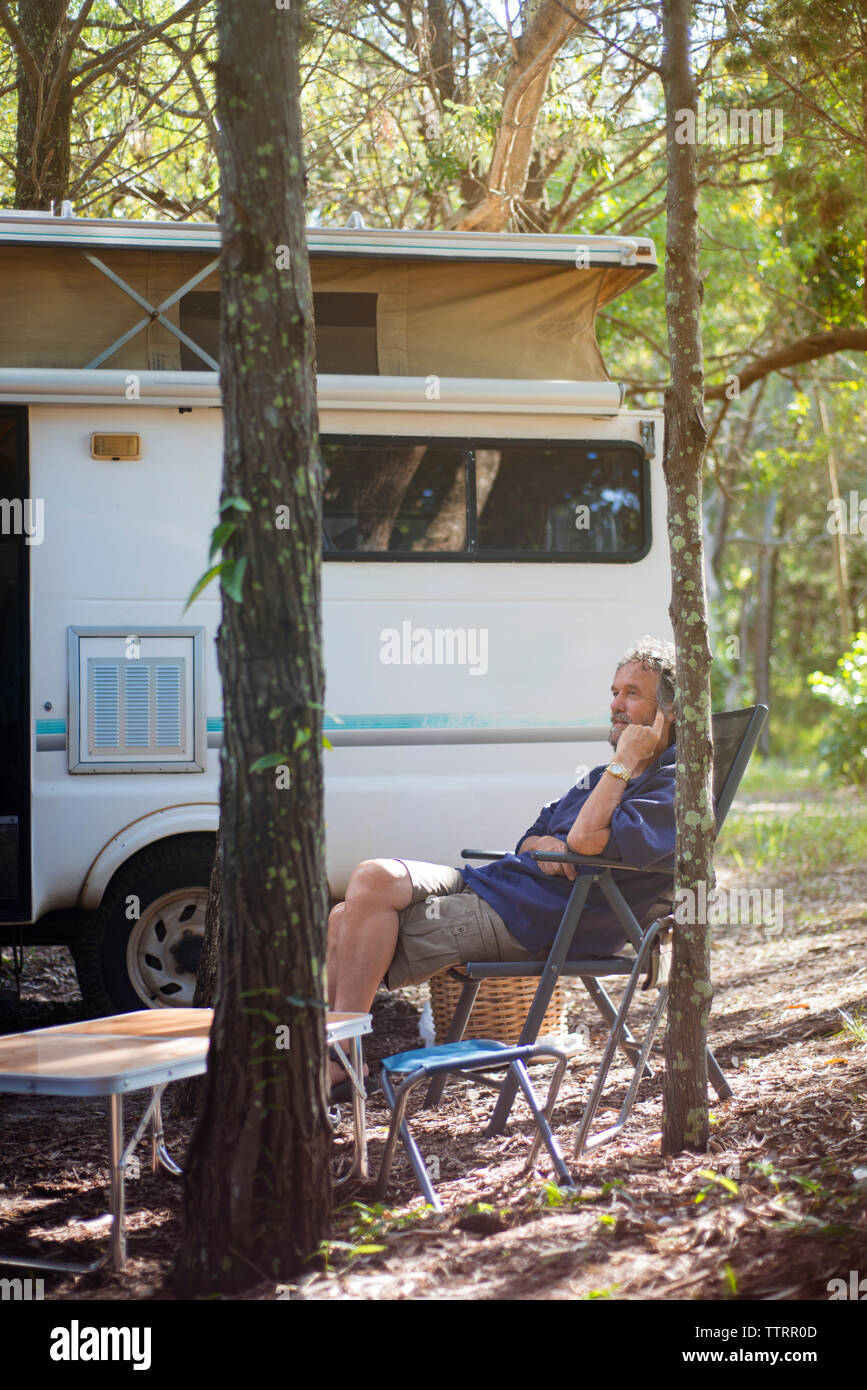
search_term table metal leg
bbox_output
[108,1093,126,1273]
[150,1087,183,1176]
[0,1069,199,1275]
[332,1035,369,1186]
[350,1036,368,1181]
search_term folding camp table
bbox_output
[0,1007,371,1273]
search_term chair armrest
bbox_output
[460,849,508,861]
[530,850,674,874]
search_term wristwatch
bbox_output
[605,762,631,784]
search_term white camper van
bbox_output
[0,211,668,1013]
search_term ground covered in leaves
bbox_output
[1,784,865,1302]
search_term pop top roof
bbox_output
[0,212,657,383]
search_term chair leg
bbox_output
[486,875,596,1137]
[423,977,481,1108]
[575,986,668,1155]
[377,1071,444,1212]
[572,921,665,1156]
[707,1047,733,1102]
[485,972,563,1137]
[516,1058,573,1186]
[581,975,654,1078]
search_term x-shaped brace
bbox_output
[83,251,220,370]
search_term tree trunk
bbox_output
[13,0,73,209]
[450,1,580,231]
[171,830,222,1119]
[171,0,331,1295]
[753,491,778,756]
[660,0,714,1157]
[814,385,852,646]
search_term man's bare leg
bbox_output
[327,858,413,1086]
[326,902,344,1010]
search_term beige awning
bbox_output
[0,244,623,380]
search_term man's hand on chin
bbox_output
[614,708,669,778]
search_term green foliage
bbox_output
[721,803,867,873]
[695,1169,739,1203]
[834,1008,867,1046]
[539,1179,585,1208]
[808,633,867,786]
[0,1,218,218]
[329,1199,435,1253]
[186,498,251,609]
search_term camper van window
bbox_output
[322,438,646,560]
[179,291,379,374]
[476,444,644,555]
[322,442,467,551]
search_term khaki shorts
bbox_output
[386,859,536,990]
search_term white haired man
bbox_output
[326,638,677,1095]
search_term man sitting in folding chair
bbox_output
[326,635,678,1094]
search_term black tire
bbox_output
[72,834,215,1015]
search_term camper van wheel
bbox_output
[72,835,216,1015]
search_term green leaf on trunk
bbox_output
[223,556,248,602]
[184,561,223,610]
[249,752,288,772]
[221,496,252,513]
[209,520,238,559]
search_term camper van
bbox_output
[0,211,668,1013]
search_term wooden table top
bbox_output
[0,1008,372,1096]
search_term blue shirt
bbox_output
[461,746,676,958]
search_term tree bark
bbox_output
[1,0,211,211]
[450,1,581,231]
[426,0,455,104]
[753,492,779,757]
[171,830,222,1119]
[704,329,867,399]
[12,0,74,209]
[172,0,331,1295]
[660,0,714,1157]
[813,385,853,646]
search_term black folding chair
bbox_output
[424,705,769,1154]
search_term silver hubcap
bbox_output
[125,887,208,1008]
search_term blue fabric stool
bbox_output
[376,1038,573,1211]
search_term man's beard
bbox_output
[608,718,629,748]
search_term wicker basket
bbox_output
[428,971,567,1047]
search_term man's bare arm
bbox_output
[567,709,668,856]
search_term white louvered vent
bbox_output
[91,663,120,747]
[87,658,186,755]
[69,628,205,773]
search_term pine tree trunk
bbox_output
[660,0,715,1156]
[171,0,331,1295]
[14,0,73,209]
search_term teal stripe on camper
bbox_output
[323,713,597,731]
[36,719,66,735]
[204,713,597,734]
